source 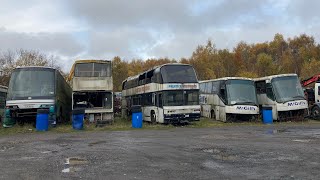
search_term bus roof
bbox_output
[14,66,57,70]
[199,77,254,83]
[122,63,191,83]
[254,73,298,81]
[68,59,111,81]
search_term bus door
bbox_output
[219,82,227,121]
[156,92,164,123]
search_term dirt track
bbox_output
[0,123,319,179]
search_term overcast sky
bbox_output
[1,0,320,72]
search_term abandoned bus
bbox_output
[199,77,259,122]
[68,60,113,123]
[254,74,308,121]
[5,67,72,125]
[122,63,200,124]
[0,85,8,122]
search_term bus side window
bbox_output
[152,93,156,106]
[318,86,320,96]
[158,93,163,107]
[266,83,275,100]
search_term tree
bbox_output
[300,58,320,80]
[112,56,129,91]
[0,49,60,86]
[256,53,276,76]
[189,40,217,80]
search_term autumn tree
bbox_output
[189,40,216,80]
[112,56,129,92]
[256,53,276,76]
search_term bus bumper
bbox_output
[164,113,200,124]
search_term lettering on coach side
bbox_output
[168,84,182,89]
[167,84,198,89]
[236,106,256,111]
[287,101,307,106]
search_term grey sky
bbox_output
[1,0,319,71]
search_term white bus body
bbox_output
[254,74,308,120]
[0,85,8,122]
[200,77,259,122]
[122,64,200,124]
[69,60,113,123]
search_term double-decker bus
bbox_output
[200,77,259,122]
[122,63,200,124]
[254,74,308,121]
[5,67,72,125]
[0,85,8,123]
[68,60,113,123]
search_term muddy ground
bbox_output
[0,123,319,179]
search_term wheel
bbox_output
[311,106,320,119]
[151,111,156,124]
[226,114,234,123]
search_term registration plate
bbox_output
[185,114,189,118]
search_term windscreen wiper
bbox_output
[292,95,305,99]
[232,102,257,106]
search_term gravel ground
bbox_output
[0,123,319,180]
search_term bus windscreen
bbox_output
[7,68,55,100]
[74,63,111,77]
[161,65,197,83]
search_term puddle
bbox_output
[292,139,311,143]
[202,148,221,154]
[203,149,214,153]
[65,157,88,165]
[62,168,70,173]
[203,161,223,169]
[202,148,237,161]
[41,150,58,154]
[59,144,68,147]
[61,167,82,173]
[88,140,106,146]
[212,154,237,161]
[62,157,88,173]
[266,129,287,135]
[20,157,37,160]
[0,145,15,152]
[41,151,52,154]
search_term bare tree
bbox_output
[0,49,61,86]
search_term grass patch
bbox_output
[0,124,35,136]
[0,117,319,137]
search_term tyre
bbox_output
[311,106,320,119]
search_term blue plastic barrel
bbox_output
[36,109,49,131]
[132,105,142,128]
[72,109,85,130]
[262,106,273,124]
